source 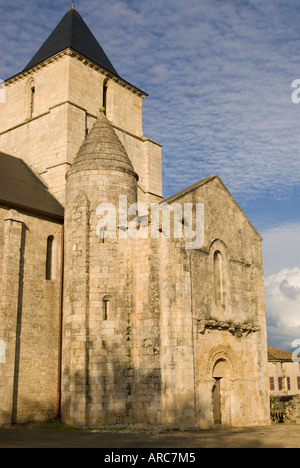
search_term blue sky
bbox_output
[1,0,300,351]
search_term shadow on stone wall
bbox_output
[59,338,197,429]
[11,224,27,425]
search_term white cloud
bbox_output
[265,268,300,351]
[261,222,300,350]
[2,0,300,203]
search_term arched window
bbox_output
[103,295,112,320]
[26,78,35,119]
[214,250,224,307]
[46,235,54,280]
[210,239,228,313]
[102,78,108,114]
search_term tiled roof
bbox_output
[268,346,299,362]
[0,152,64,220]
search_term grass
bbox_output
[1,419,148,433]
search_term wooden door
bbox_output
[212,378,221,425]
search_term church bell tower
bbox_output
[0,4,162,206]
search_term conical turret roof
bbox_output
[68,110,138,180]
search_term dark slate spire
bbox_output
[23,7,119,76]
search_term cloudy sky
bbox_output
[1,0,300,351]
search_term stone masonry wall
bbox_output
[0,206,63,426]
[156,176,270,427]
[62,163,138,427]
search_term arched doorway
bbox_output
[212,358,232,425]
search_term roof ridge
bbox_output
[161,175,217,205]
[267,345,299,361]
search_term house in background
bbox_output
[268,346,300,400]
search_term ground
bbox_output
[0,422,299,448]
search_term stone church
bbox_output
[0,5,270,428]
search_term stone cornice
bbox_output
[5,49,72,85]
[5,48,148,98]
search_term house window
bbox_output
[46,235,54,280]
[287,377,291,390]
[278,377,283,391]
[297,376,300,390]
[269,377,275,391]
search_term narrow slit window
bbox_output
[99,227,106,244]
[46,235,54,280]
[103,79,108,114]
[214,250,224,307]
[103,296,112,320]
[26,79,35,119]
[104,300,109,320]
[30,86,35,117]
